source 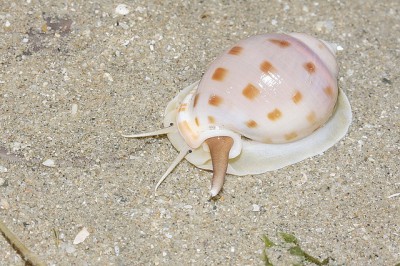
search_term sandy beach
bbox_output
[0,1,399,265]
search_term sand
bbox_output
[0,1,399,265]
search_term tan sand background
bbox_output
[0,1,399,265]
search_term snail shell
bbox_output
[124,33,352,197]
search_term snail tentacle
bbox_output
[122,124,177,138]
[154,144,191,194]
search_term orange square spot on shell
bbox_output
[178,103,188,112]
[267,108,282,121]
[208,95,223,106]
[193,94,200,108]
[178,121,198,139]
[242,83,260,100]
[307,111,316,124]
[208,116,215,124]
[284,132,298,141]
[324,86,334,97]
[246,120,258,128]
[269,39,290,47]
[228,46,243,55]
[260,60,276,73]
[292,91,303,104]
[263,137,273,144]
[304,62,316,74]
[179,121,190,132]
[212,67,228,81]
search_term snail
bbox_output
[123,33,352,197]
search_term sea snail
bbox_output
[123,33,352,197]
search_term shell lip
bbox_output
[164,80,352,178]
[200,128,242,159]
[175,89,242,158]
[178,119,242,159]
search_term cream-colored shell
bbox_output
[174,34,343,157]
[124,33,352,190]
[165,80,351,175]
[163,33,352,174]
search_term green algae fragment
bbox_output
[261,235,275,248]
[279,232,299,245]
[260,232,332,266]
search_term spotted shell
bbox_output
[125,33,352,196]
[176,33,339,150]
[167,33,351,169]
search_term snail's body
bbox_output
[123,33,352,196]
